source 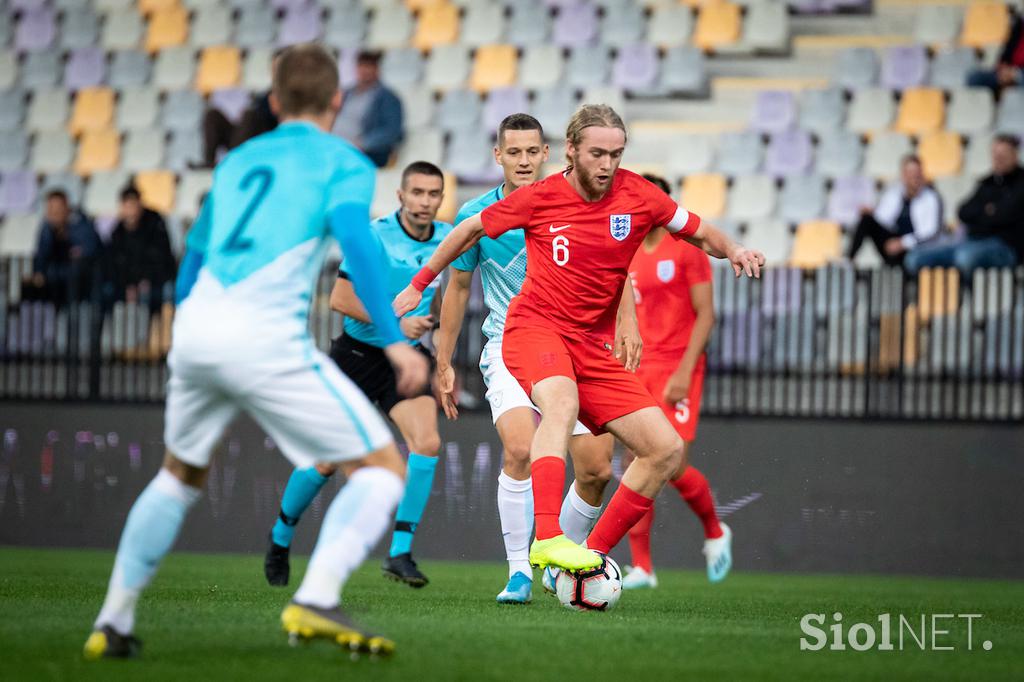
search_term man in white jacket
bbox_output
[846,155,942,267]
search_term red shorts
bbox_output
[636,355,706,442]
[501,322,658,434]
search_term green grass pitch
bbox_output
[1,547,1022,681]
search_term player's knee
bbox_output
[575,459,612,495]
[314,462,338,477]
[410,433,442,457]
[654,437,686,481]
[162,451,208,488]
[347,443,407,480]
[503,438,532,468]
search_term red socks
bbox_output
[627,508,654,572]
[672,466,723,539]
[531,457,565,540]
[587,483,654,554]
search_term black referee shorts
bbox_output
[328,334,435,415]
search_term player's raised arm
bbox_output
[682,218,765,279]
[434,267,473,419]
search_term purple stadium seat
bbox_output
[278,4,323,47]
[765,129,813,177]
[483,86,529,133]
[881,45,928,91]
[0,170,38,215]
[553,2,598,47]
[338,48,358,89]
[827,175,877,227]
[64,47,106,91]
[612,43,658,92]
[751,90,797,133]
[210,88,252,123]
[271,0,316,9]
[16,7,56,52]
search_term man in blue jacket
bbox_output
[27,189,101,305]
[334,50,404,167]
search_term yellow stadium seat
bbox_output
[138,0,181,16]
[145,7,189,53]
[961,1,1010,48]
[196,46,241,95]
[405,0,447,10]
[918,131,962,180]
[895,88,944,136]
[69,87,115,136]
[413,3,459,51]
[437,172,458,224]
[470,45,517,92]
[74,129,120,176]
[694,1,741,51]
[134,170,177,215]
[679,173,726,220]
[789,220,842,269]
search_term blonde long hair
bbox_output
[564,104,627,166]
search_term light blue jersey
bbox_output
[451,184,527,342]
[341,211,453,348]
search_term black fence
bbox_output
[2,255,1023,421]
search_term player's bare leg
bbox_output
[382,395,442,587]
[562,433,613,543]
[494,406,538,603]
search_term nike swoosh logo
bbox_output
[548,224,571,233]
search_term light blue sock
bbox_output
[96,469,201,633]
[389,453,438,557]
[272,467,330,548]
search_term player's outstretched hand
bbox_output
[400,315,435,340]
[436,364,459,420]
[728,246,766,279]
[385,343,429,397]
[393,285,423,317]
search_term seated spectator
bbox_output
[905,134,1024,278]
[107,186,177,310]
[967,15,1024,95]
[332,50,403,167]
[846,155,942,267]
[24,190,101,306]
[198,53,281,169]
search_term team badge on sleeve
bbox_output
[609,214,632,241]
[656,259,675,282]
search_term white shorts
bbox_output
[164,339,392,470]
[480,339,591,437]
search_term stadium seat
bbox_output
[827,174,876,228]
[582,85,624,113]
[165,129,203,171]
[533,86,576,141]
[847,87,894,134]
[934,174,974,226]
[96,0,135,10]
[717,131,763,176]
[815,130,863,178]
[396,128,443,167]
[664,133,714,176]
[69,87,116,136]
[553,1,599,48]
[864,131,912,180]
[744,218,791,265]
[659,47,707,95]
[997,89,1024,134]
[42,171,85,207]
[832,48,877,90]
[446,129,501,183]
[61,7,101,50]
[146,6,190,53]
[103,9,144,50]
[680,173,726,220]
[930,47,978,91]
[74,129,121,175]
[139,0,183,15]
[16,7,57,52]
[750,90,797,133]
[566,45,611,89]
[0,170,39,217]
[153,46,196,90]
[646,5,693,49]
[694,1,741,51]
[209,88,251,123]
[236,5,277,47]
[324,5,367,49]
[918,130,962,180]
[779,174,826,223]
[191,5,232,48]
[519,45,564,90]
[437,171,458,223]
[0,131,29,171]
[121,129,167,171]
[960,1,1010,49]
[914,4,960,48]
[612,43,659,93]
[175,169,212,217]
[744,0,789,54]
[371,168,402,218]
[64,47,107,91]
[27,88,69,132]
[135,170,176,214]
[426,45,471,90]
[0,53,16,90]
[790,220,841,268]
[83,169,132,217]
[0,90,25,132]
[397,84,435,130]
[482,86,529,131]
[947,88,994,135]
[406,0,447,11]
[162,90,204,136]
[507,2,551,46]
[278,4,324,46]
[799,87,845,133]
[599,3,646,48]
[20,50,61,90]
[728,174,776,221]
[109,50,153,89]
[0,213,39,256]
[196,46,241,94]
[462,3,506,47]
[895,87,944,136]
[880,45,928,91]
[368,5,414,49]
[117,87,160,131]
[382,48,425,90]
[31,131,75,173]
[470,45,517,92]
[965,132,992,178]
[437,88,481,133]
[765,129,813,177]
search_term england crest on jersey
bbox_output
[657,259,675,282]
[610,214,632,241]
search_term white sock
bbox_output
[95,469,202,633]
[559,481,601,545]
[497,471,533,579]
[293,466,404,609]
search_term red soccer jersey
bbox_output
[630,232,713,365]
[480,169,700,338]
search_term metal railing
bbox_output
[2,256,1022,421]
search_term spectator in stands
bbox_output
[967,15,1024,95]
[106,186,177,310]
[905,135,1024,278]
[332,50,404,167]
[25,190,102,306]
[846,155,942,267]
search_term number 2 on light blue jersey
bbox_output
[223,167,274,252]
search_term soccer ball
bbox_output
[555,555,623,611]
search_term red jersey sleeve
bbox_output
[681,244,713,287]
[480,183,536,238]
